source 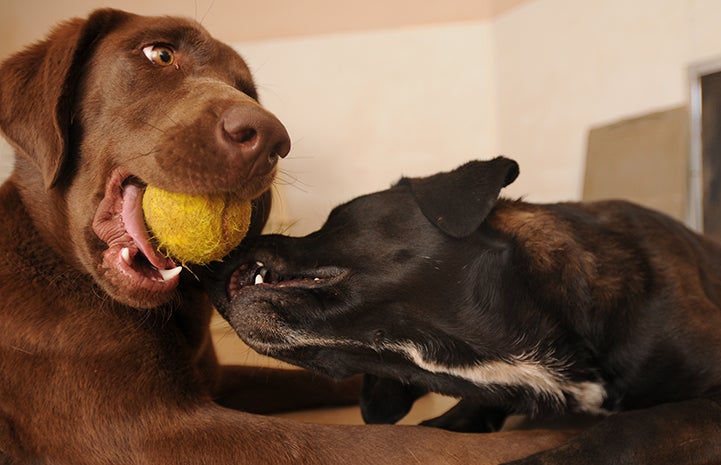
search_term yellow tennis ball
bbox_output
[142,186,252,265]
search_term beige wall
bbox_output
[244,0,721,233]
[0,0,526,60]
[4,0,721,234]
[493,0,692,203]
[239,24,496,234]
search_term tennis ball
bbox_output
[142,186,252,265]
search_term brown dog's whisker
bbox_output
[274,171,313,194]
[143,121,169,134]
[157,108,184,128]
[198,0,217,27]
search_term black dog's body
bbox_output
[208,158,721,463]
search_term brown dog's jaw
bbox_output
[92,169,181,306]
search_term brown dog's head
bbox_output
[0,9,290,308]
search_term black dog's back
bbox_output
[208,158,721,464]
[489,198,721,409]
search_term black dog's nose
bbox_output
[219,105,291,177]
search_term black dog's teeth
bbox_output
[228,261,270,297]
[253,263,268,285]
[228,260,325,298]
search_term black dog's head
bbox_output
[206,157,598,419]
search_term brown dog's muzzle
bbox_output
[86,83,291,308]
[218,105,291,180]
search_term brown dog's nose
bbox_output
[219,105,291,177]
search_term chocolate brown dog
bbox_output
[0,11,571,464]
[208,157,721,463]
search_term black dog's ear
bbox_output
[399,157,519,238]
[0,9,133,189]
[360,375,428,425]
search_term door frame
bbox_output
[688,57,721,232]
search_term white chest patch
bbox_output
[255,331,608,415]
[388,342,607,415]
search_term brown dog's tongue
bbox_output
[121,184,180,277]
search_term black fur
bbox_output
[206,157,721,464]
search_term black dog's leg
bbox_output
[360,375,428,424]
[504,396,721,465]
[361,375,509,433]
[421,398,509,433]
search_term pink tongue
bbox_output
[121,184,174,269]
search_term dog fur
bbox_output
[208,157,721,464]
[0,11,572,464]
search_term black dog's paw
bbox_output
[420,398,509,433]
[360,375,428,424]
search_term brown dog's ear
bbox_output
[0,9,132,189]
[399,156,519,238]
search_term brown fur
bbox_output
[0,9,571,464]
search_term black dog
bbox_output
[207,157,721,464]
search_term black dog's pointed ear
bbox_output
[398,157,519,238]
[0,8,132,189]
[360,375,428,425]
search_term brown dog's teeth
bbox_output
[158,266,182,281]
[121,247,133,266]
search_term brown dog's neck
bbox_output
[0,179,91,292]
[8,159,76,262]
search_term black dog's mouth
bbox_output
[226,260,347,301]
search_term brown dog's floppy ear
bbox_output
[399,156,519,238]
[0,9,132,189]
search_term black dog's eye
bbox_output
[142,44,176,67]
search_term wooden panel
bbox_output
[583,107,689,222]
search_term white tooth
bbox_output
[158,266,182,281]
[254,273,264,285]
[121,247,133,265]
[256,261,264,267]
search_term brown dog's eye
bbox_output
[142,45,176,67]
